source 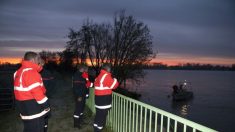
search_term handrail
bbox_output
[86,88,218,132]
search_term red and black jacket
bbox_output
[14,61,50,120]
[94,69,119,109]
[94,69,119,96]
[73,71,93,97]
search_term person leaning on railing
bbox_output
[93,63,119,132]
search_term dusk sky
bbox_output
[0,0,235,65]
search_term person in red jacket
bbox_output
[93,63,119,132]
[14,51,50,132]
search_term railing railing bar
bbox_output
[154,112,158,132]
[149,110,152,132]
[144,107,147,132]
[117,95,120,132]
[125,99,128,132]
[167,117,170,132]
[160,114,163,132]
[114,94,117,131]
[123,98,126,132]
[132,102,135,132]
[120,96,123,132]
[129,101,132,132]
[174,121,177,132]
[136,104,139,132]
[183,124,186,132]
[140,106,143,132]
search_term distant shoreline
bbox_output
[0,68,234,72]
[144,68,235,71]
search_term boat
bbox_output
[172,80,193,101]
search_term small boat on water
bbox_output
[172,81,193,101]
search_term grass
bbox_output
[0,72,96,132]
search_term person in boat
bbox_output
[179,84,184,92]
[172,85,179,94]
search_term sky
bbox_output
[0,0,235,65]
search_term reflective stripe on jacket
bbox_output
[94,69,119,96]
[14,61,49,120]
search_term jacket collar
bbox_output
[21,60,42,72]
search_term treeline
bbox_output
[144,63,235,71]
[0,62,20,71]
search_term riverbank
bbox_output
[0,72,96,132]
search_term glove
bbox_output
[86,81,93,88]
[82,72,89,79]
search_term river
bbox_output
[127,70,235,132]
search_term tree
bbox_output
[66,20,113,73]
[66,11,156,86]
[110,11,155,85]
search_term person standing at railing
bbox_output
[72,64,92,128]
[14,51,50,132]
[93,63,119,132]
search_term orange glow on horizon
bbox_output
[150,57,235,66]
[0,57,22,64]
[0,56,234,66]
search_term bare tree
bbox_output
[111,11,155,85]
[66,11,156,85]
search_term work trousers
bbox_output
[93,95,112,132]
[23,117,44,132]
[73,95,86,127]
[93,108,109,132]
[44,115,49,132]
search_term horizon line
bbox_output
[0,57,234,67]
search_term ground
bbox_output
[0,72,95,132]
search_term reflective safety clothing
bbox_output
[14,61,50,120]
[14,60,50,132]
[93,69,119,131]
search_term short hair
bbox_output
[101,63,111,71]
[24,51,38,61]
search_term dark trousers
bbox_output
[74,95,86,127]
[93,95,112,132]
[23,118,44,132]
[44,116,49,132]
[94,108,109,132]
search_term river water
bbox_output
[127,70,235,132]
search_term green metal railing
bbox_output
[86,88,218,132]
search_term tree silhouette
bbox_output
[66,11,156,85]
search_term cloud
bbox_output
[0,40,65,57]
[0,0,234,63]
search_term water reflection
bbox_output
[171,100,193,117]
